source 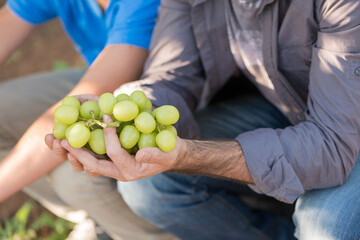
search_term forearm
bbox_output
[0,6,34,66]
[176,139,254,184]
[0,109,60,202]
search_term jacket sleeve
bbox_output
[114,0,205,139]
[238,0,360,203]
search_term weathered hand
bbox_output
[61,115,186,181]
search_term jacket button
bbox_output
[355,67,360,76]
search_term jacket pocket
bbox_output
[349,55,360,81]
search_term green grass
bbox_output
[52,60,70,71]
[0,201,74,240]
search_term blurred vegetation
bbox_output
[0,201,74,240]
[52,60,70,71]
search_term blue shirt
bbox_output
[7,0,160,64]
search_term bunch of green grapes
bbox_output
[53,90,179,155]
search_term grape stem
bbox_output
[82,110,120,128]
[92,119,120,128]
[157,124,166,132]
[105,122,121,128]
[93,119,108,128]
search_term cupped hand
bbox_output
[61,115,186,181]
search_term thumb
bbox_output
[135,147,169,165]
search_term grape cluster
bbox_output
[53,90,179,155]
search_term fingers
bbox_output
[67,153,84,172]
[84,160,119,179]
[45,134,68,157]
[53,139,67,156]
[103,115,123,155]
[103,115,138,170]
[135,137,183,169]
[135,147,165,165]
[68,152,101,178]
[61,139,121,179]
[83,166,100,178]
[45,134,55,149]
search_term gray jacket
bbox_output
[115,0,360,203]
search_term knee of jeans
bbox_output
[49,162,86,207]
[293,190,360,240]
[49,162,117,209]
[119,173,208,225]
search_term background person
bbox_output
[0,0,175,239]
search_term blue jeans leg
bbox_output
[120,94,295,240]
[293,157,360,240]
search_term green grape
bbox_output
[66,124,75,140]
[130,90,147,111]
[138,132,157,149]
[156,130,176,152]
[80,101,100,119]
[54,105,79,125]
[67,123,90,148]
[62,96,80,110]
[99,93,117,115]
[155,105,179,125]
[66,121,85,139]
[144,99,152,110]
[88,129,106,155]
[117,121,133,134]
[53,122,69,139]
[116,93,130,102]
[141,108,153,115]
[157,124,167,131]
[119,125,140,149]
[166,125,177,137]
[152,108,158,118]
[99,110,105,118]
[113,101,139,122]
[134,112,156,133]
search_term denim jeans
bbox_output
[293,158,360,239]
[119,93,360,239]
[119,94,297,240]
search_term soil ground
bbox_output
[0,0,85,83]
[0,0,85,222]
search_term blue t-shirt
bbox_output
[7,0,160,64]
